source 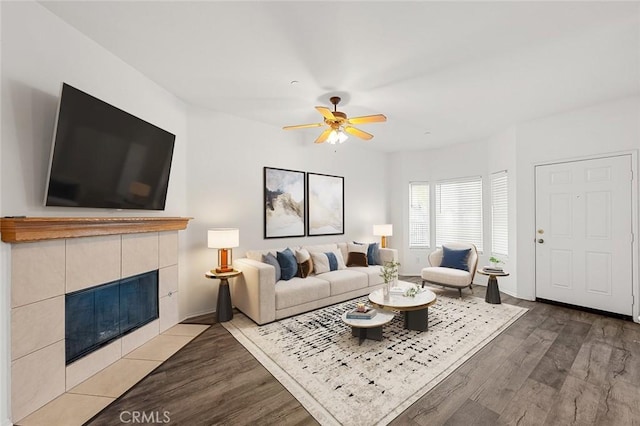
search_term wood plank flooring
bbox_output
[86,278,640,425]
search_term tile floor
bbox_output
[16,324,209,426]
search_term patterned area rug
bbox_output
[222,291,527,426]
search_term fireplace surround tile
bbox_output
[69,358,161,398]
[122,319,160,356]
[65,340,122,391]
[159,291,179,333]
[8,222,188,423]
[159,231,178,268]
[11,295,64,361]
[162,323,209,337]
[11,340,66,422]
[124,334,193,361]
[11,240,65,308]
[65,235,121,293]
[17,392,114,426]
[122,233,159,277]
[159,264,178,297]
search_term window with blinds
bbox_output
[435,177,483,251]
[491,171,508,256]
[409,182,430,248]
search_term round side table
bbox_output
[205,270,242,322]
[477,269,509,304]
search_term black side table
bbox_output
[477,269,509,304]
[205,270,242,322]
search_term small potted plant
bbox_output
[488,256,504,269]
[380,260,401,297]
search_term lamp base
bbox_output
[215,266,234,273]
[381,236,387,248]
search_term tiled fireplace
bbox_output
[4,217,189,422]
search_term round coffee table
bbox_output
[369,281,437,331]
[341,310,395,345]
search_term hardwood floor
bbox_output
[87,278,640,425]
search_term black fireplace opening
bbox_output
[65,270,159,365]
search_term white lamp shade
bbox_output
[208,228,239,248]
[373,224,393,236]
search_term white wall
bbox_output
[183,106,389,317]
[514,96,640,307]
[0,2,188,423]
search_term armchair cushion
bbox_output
[421,266,472,287]
[440,246,471,271]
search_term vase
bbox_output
[383,281,390,299]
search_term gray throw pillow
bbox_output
[262,252,281,281]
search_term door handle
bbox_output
[537,239,544,244]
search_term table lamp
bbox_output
[373,224,393,248]
[208,228,239,273]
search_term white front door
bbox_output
[535,155,633,316]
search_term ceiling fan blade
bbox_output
[347,114,387,125]
[315,128,332,144]
[283,123,324,130]
[315,106,336,120]
[344,126,374,140]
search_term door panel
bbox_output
[535,155,632,315]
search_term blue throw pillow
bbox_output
[262,253,281,282]
[325,252,338,271]
[354,241,380,265]
[440,246,471,271]
[277,248,298,281]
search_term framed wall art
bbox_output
[307,172,344,236]
[263,167,306,239]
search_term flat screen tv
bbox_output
[45,83,176,210]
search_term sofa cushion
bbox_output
[311,250,346,274]
[440,246,471,271]
[277,248,298,280]
[421,266,472,287]
[349,265,384,286]
[275,276,331,310]
[261,253,281,282]
[319,269,369,296]
[346,243,368,267]
[295,248,313,278]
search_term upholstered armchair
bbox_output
[421,243,478,298]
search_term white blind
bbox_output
[435,177,483,251]
[409,182,430,248]
[491,171,508,256]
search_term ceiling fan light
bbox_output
[327,130,339,144]
[337,131,348,143]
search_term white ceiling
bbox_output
[40,1,640,152]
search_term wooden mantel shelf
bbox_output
[1,216,192,243]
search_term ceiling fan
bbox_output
[283,96,387,144]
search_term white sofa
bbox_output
[232,243,398,325]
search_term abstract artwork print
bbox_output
[264,167,305,238]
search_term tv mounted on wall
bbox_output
[44,83,176,210]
